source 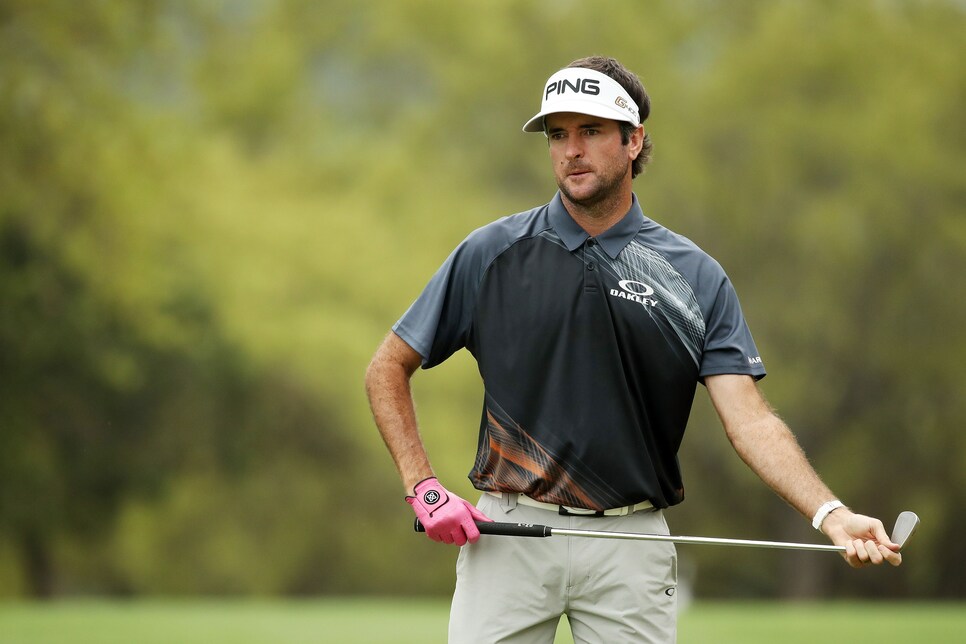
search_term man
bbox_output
[365,56,902,643]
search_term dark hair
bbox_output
[566,56,652,177]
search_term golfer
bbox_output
[366,55,902,643]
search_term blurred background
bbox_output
[1,0,963,603]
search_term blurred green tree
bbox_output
[0,0,359,596]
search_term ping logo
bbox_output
[610,279,658,308]
[546,77,600,100]
[423,490,441,505]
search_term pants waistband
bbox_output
[487,491,654,517]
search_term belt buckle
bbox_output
[558,505,605,518]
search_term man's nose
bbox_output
[565,137,584,159]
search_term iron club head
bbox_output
[891,511,920,550]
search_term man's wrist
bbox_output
[812,500,846,531]
[404,473,436,497]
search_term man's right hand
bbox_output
[406,477,491,546]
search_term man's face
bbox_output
[546,112,637,209]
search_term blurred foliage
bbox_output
[0,0,963,599]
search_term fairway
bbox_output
[0,599,963,643]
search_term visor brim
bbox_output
[521,100,639,133]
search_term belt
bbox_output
[487,491,653,517]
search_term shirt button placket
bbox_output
[584,238,598,293]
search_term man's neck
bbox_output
[561,189,633,237]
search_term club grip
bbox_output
[414,519,551,538]
[478,521,552,537]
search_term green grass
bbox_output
[0,599,963,643]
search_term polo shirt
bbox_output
[393,192,766,510]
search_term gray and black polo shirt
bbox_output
[393,192,766,511]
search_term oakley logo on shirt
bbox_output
[610,279,658,307]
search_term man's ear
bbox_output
[628,125,645,158]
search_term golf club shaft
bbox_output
[479,521,846,552]
[413,519,844,551]
[555,527,846,551]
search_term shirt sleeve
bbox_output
[698,275,766,380]
[392,237,485,369]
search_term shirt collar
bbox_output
[548,192,645,259]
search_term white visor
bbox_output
[522,67,640,133]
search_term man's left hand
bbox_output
[822,510,902,568]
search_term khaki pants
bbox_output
[449,493,677,643]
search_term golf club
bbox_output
[416,510,920,553]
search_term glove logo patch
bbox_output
[423,490,441,505]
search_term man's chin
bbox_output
[558,179,601,205]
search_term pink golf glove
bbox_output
[406,478,491,546]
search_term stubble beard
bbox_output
[556,163,630,218]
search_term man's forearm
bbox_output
[706,374,836,520]
[724,413,836,520]
[365,333,434,494]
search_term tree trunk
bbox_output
[21,531,55,598]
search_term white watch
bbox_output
[812,500,846,531]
